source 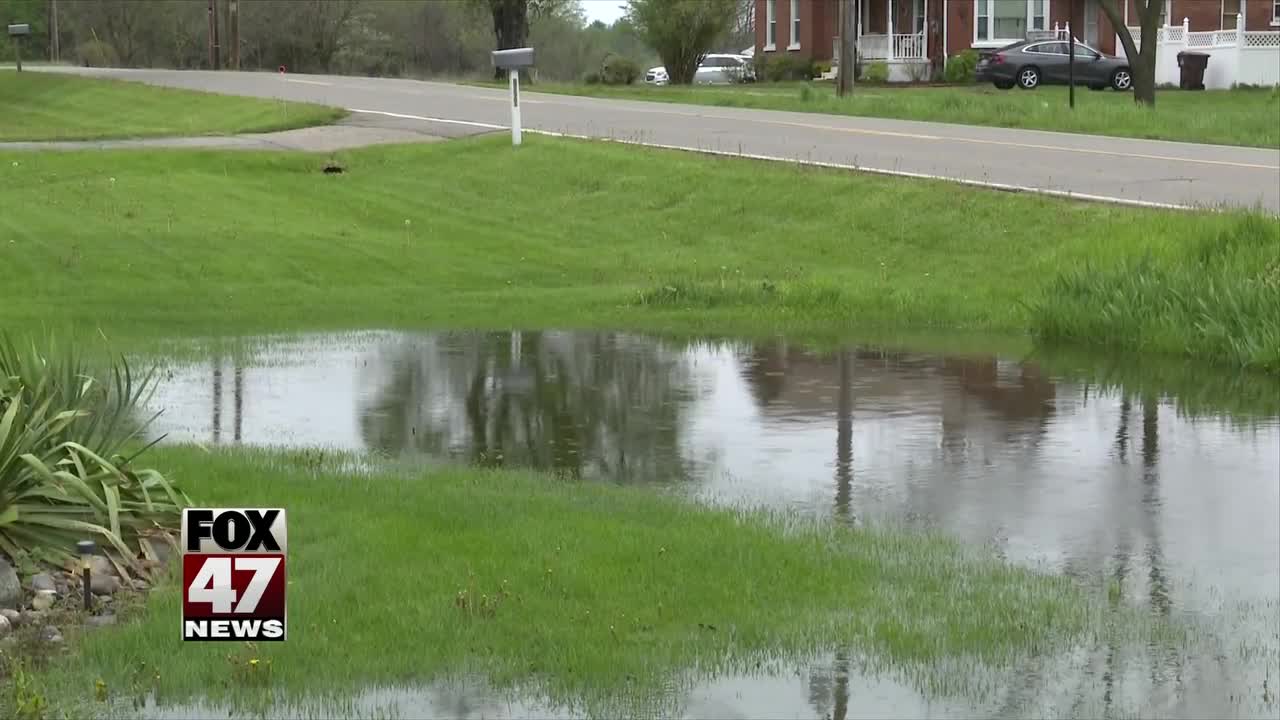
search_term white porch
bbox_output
[830,0,931,81]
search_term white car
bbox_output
[643,66,669,85]
[694,54,754,84]
[644,55,754,86]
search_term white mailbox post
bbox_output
[8,24,30,72]
[491,48,535,146]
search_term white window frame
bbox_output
[1221,0,1239,29]
[973,0,1050,47]
[1272,0,1280,25]
[789,0,801,49]
[765,0,777,50]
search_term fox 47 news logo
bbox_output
[181,508,287,642]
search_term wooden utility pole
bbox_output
[837,0,857,96]
[48,0,59,63]
[207,0,220,69]
[228,0,239,70]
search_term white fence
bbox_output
[1118,15,1280,88]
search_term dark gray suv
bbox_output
[975,40,1133,91]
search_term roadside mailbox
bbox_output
[491,48,535,146]
[8,24,30,73]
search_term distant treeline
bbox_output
[0,0,750,81]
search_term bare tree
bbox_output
[1098,0,1162,105]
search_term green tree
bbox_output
[625,0,737,84]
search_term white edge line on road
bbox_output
[284,78,332,86]
[349,109,505,130]
[347,108,1199,212]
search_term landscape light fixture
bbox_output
[77,539,96,611]
[491,47,536,146]
[7,23,30,72]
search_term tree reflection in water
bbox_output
[357,331,694,484]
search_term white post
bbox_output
[887,0,895,59]
[1233,12,1244,88]
[509,68,521,146]
[857,0,863,53]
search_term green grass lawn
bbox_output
[1,135,1275,369]
[0,72,344,142]
[512,81,1280,149]
[15,446,1163,717]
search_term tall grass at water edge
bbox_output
[1027,214,1280,371]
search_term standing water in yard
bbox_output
[136,330,1278,719]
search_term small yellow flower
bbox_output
[249,658,260,668]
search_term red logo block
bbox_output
[181,508,287,641]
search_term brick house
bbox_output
[755,0,1280,78]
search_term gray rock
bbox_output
[0,557,21,610]
[90,573,121,596]
[30,572,56,593]
[39,625,63,644]
[0,614,10,638]
[86,614,117,629]
[20,609,45,626]
[0,608,20,625]
[30,589,56,611]
[131,578,151,592]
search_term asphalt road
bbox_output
[33,66,1280,212]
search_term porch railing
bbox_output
[840,32,926,60]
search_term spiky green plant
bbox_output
[0,335,189,579]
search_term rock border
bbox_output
[0,533,178,652]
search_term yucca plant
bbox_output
[0,335,189,580]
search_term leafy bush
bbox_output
[943,50,979,83]
[601,55,641,85]
[752,54,769,81]
[76,39,119,68]
[0,337,189,577]
[583,71,602,85]
[813,61,833,77]
[864,61,890,83]
[765,56,817,81]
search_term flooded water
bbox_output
[138,330,1280,719]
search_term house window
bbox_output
[1274,0,1280,24]
[1222,0,1239,28]
[975,0,1048,44]
[915,0,926,33]
[789,0,801,49]
[766,0,777,49]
